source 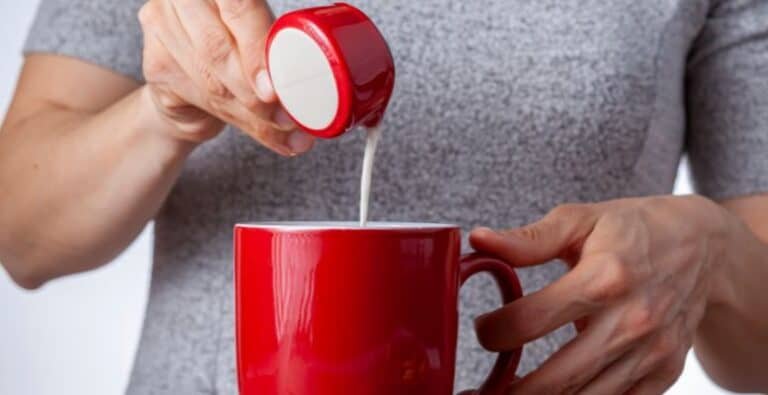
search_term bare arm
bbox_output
[0,56,189,289]
[694,194,768,392]
[0,0,315,289]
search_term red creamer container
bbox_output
[265,3,396,138]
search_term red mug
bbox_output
[235,222,523,395]
[265,3,396,138]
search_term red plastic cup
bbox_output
[265,3,396,138]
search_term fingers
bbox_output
[170,0,260,110]
[474,261,600,351]
[254,69,278,102]
[577,332,679,395]
[474,221,643,352]
[141,5,225,140]
[240,121,315,155]
[142,0,208,103]
[213,0,276,99]
[579,330,688,395]
[502,296,686,395]
[505,314,628,395]
[624,355,686,395]
[139,0,313,155]
[469,204,598,267]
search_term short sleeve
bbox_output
[23,0,146,82]
[685,0,768,200]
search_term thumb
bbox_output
[469,204,598,267]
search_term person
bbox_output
[1,0,767,393]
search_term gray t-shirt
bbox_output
[25,0,768,393]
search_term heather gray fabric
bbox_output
[24,0,768,393]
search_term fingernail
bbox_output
[273,108,296,129]
[287,131,315,154]
[255,70,275,101]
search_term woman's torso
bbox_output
[128,1,708,393]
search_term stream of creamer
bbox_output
[358,126,382,227]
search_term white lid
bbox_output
[268,28,340,131]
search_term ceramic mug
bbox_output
[235,222,523,395]
[265,3,396,138]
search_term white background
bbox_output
[0,2,746,394]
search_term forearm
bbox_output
[0,86,194,288]
[694,205,768,393]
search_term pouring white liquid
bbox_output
[359,126,382,227]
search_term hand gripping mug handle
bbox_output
[457,253,524,395]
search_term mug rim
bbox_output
[235,221,459,231]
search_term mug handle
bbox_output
[457,252,524,395]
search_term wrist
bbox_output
[135,85,209,153]
[701,197,748,310]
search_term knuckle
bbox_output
[143,52,170,80]
[651,334,678,360]
[206,97,229,115]
[631,307,659,333]
[240,51,263,76]
[607,206,646,234]
[548,203,588,222]
[623,306,659,339]
[584,253,631,303]
[137,2,159,25]
[197,63,230,99]
[659,356,685,381]
[199,26,232,65]
[217,0,254,18]
[241,95,263,113]
[617,306,660,347]
[510,224,544,242]
[246,121,271,140]
[154,89,179,110]
[551,377,582,395]
[677,243,703,269]
[151,88,192,117]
